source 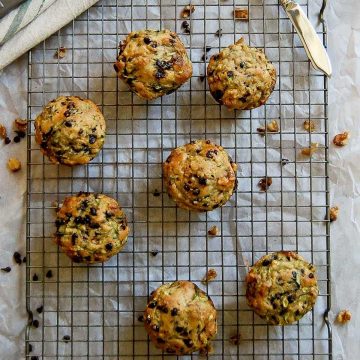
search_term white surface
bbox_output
[0,0,359,358]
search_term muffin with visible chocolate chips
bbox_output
[35,95,106,166]
[55,193,129,264]
[144,280,217,355]
[163,140,237,211]
[207,38,276,110]
[246,251,319,325]
[114,29,192,100]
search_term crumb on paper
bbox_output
[336,310,351,324]
[0,124,7,139]
[55,47,67,59]
[281,158,289,166]
[215,28,222,37]
[304,119,315,132]
[14,118,28,132]
[208,225,219,236]
[301,142,319,156]
[257,126,266,136]
[234,8,249,20]
[181,20,191,34]
[229,333,241,345]
[201,268,217,284]
[333,131,350,147]
[7,158,21,172]
[329,206,339,222]
[153,189,161,197]
[258,177,272,192]
[267,119,279,132]
[181,4,195,18]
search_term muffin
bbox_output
[207,38,276,110]
[144,280,217,355]
[35,95,106,166]
[114,29,192,100]
[163,140,237,211]
[54,192,129,264]
[245,251,319,325]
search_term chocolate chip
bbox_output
[152,325,160,332]
[155,70,166,79]
[206,150,214,158]
[32,319,39,328]
[215,28,222,37]
[262,259,271,266]
[13,252,22,265]
[89,223,100,229]
[32,273,39,281]
[13,136,21,143]
[31,356,39,360]
[199,75,206,82]
[206,140,211,144]
[212,90,224,101]
[105,243,113,251]
[36,305,43,314]
[227,71,234,78]
[144,37,151,44]
[157,337,166,344]
[28,343,33,352]
[80,200,88,211]
[150,42,157,48]
[151,250,158,256]
[74,216,84,224]
[153,189,161,197]
[148,301,157,308]
[175,326,185,333]
[138,315,144,322]
[46,270,53,278]
[240,61,246,68]
[23,257,26,263]
[1,267,11,273]
[90,208,97,216]
[206,46,211,52]
[184,339,193,348]
[157,305,168,313]
[15,130,26,138]
[63,335,71,343]
[113,63,119,72]
[171,308,178,316]
[192,188,200,196]
[184,184,190,191]
[287,295,295,303]
[64,121,72,127]
[292,271,297,279]
[71,233,78,245]
[4,137,11,144]
[89,135,97,144]
[281,158,290,166]
[198,177,207,185]
[309,273,314,278]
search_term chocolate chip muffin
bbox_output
[55,192,129,264]
[34,95,106,166]
[163,140,237,211]
[144,280,217,355]
[246,251,319,325]
[114,29,192,100]
[207,38,276,110]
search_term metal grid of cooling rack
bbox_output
[26,0,332,358]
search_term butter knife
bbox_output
[280,0,332,77]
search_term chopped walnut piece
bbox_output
[257,126,266,136]
[303,120,315,132]
[336,310,351,324]
[267,119,279,132]
[301,142,319,156]
[14,118,28,132]
[258,177,272,192]
[0,124,7,139]
[333,132,350,147]
[7,158,21,172]
[234,8,249,20]
[208,225,219,236]
[55,47,67,59]
[201,268,217,284]
[329,206,339,222]
[229,333,241,345]
[181,4,195,18]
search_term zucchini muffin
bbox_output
[114,29,192,100]
[246,251,319,325]
[207,38,276,110]
[55,192,129,264]
[144,280,217,355]
[35,95,106,166]
[163,140,237,211]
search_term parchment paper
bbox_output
[0,0,359,359]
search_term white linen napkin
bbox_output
[0,0,99,71]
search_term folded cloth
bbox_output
[0,0,99,71]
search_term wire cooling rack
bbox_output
[26,0,332,358]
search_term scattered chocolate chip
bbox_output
[105,243,113,251]
[31,356,39,360]
[4,137,11,144]
[258,177,272,192]
[206,46,211,52]
[1,266,11,273]
[28,343,33,352]
[46,270,53,279]
[90,208,97,216]
[62,335,71,343]
[13,251,22,265]
[153,189,161,197]
[64,110,70,117]
[171,308,178,316]
[308,273,314,278]
[13,135,21,143]
[22,257,26,263]
[138,315,144,322]
[151,250,158,257]
[32,273,39,281]
[15,130,26,138]
[199,75,206,82]
[182,21,191,34]
[215,29,222,37]
[89,135,97,144]
[36,305,43,314]
[32,319,39,328]
[229,333,241,345]
[281,158,289,166]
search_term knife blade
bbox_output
[280,0,332,77]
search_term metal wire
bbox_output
[26,0,332,358]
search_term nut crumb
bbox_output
[336,310,351,324]
[267,119,279,132]
[301,142,319,156]
[208,225,219,236]
[304,120,315,132]
[14,118,28,132]
[201,268,217,284]
[181,4,195,18]
[229,333,241,345]
[55,47,67,59]
[0,124,7,139]
[7,158,21,172]
[333,132,350,147]
[234,8,249,20]
[258,177,272,192]
[329,206,339,222]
